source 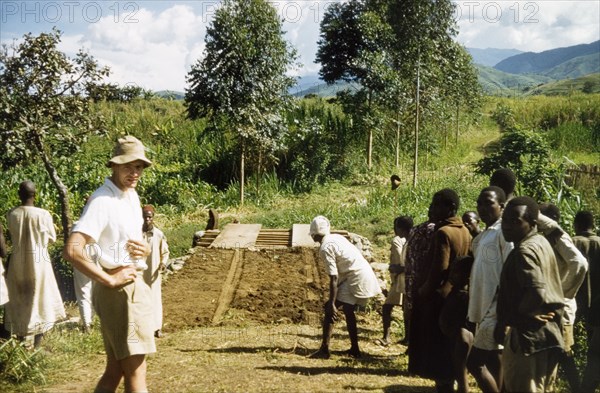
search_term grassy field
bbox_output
[0,95,598,392]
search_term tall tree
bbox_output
[316,0,394,170]
[0,29,108,241]
[442,42,482,143]
[185,0,297,205]
[388,0,472,186]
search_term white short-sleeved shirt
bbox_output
[468,219,513,324]
[319,234,381,299]
[72,178,147,270]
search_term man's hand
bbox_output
[437,281,452,299]
[325,301,339,322]
[389,264,405,274]
[533,311,556,323]
[106,266,138,288]
[126,239,150,259]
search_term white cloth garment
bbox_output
[468,219,514,324]
[319,234,381,304]
[4,206,66,336]
[143,226,169,331]
[537,214,588,326]
[73,267,94,326]
[469,219,514,350]
[72,178,147,271]
[0,260,8,305]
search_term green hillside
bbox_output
[524,73,600,95]
[475,64,553,95]
[542,53,600,79]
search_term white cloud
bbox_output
[455,1,600,51]
[2,1,598,91]
[57,4,210,91]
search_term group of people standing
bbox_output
[1,134,599,393]
[393,169,598,392]
[306,168,598,393]
[0,136,169,393]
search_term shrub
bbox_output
[477,128,570,201]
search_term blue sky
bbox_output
[1,1,599,91]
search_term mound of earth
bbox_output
[162,247,328,331]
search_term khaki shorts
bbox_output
[337,280,368,307]
[473,313,502,351]
[93,273,156,360]
[384,273,404,306]
[502,328,560,393]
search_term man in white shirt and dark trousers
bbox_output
[467,186,513,392]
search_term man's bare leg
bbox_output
[121,354,147,393]
[94,353,123,393]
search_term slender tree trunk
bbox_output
[444,125,448,148]
[368,129,373,170]
[395,111,400,168]
[455,103,460,144]
[240,139,245,206]
[32,132,71,242]
[367,90,373,170]
[413,59,420,188]
[256,150,262,196]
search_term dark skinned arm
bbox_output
[326,275,339,321]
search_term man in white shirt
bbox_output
[64,136,154,393]
[538,206,588,392]
[467,186,513,392]
[309,216,381,359]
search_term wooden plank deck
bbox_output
[209,224,262,249]
[291,224,318,247]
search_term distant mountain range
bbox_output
[467,48,523,67]
[474,40,599,94]
[292,41,599,97]
[157,41,599,98]
[494,41,600,74]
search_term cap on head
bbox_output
[310,215,331,237]
[106,136,152,168]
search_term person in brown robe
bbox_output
[408,188,472,393]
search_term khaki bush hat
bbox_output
[106,135,152,167]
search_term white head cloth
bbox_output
[310,215,331,237]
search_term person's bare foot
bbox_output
[155,330,164,338]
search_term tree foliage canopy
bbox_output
[185,0,297,148]
[184,0,298,203]
[0,28,108,168]
[0,28,109,239]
